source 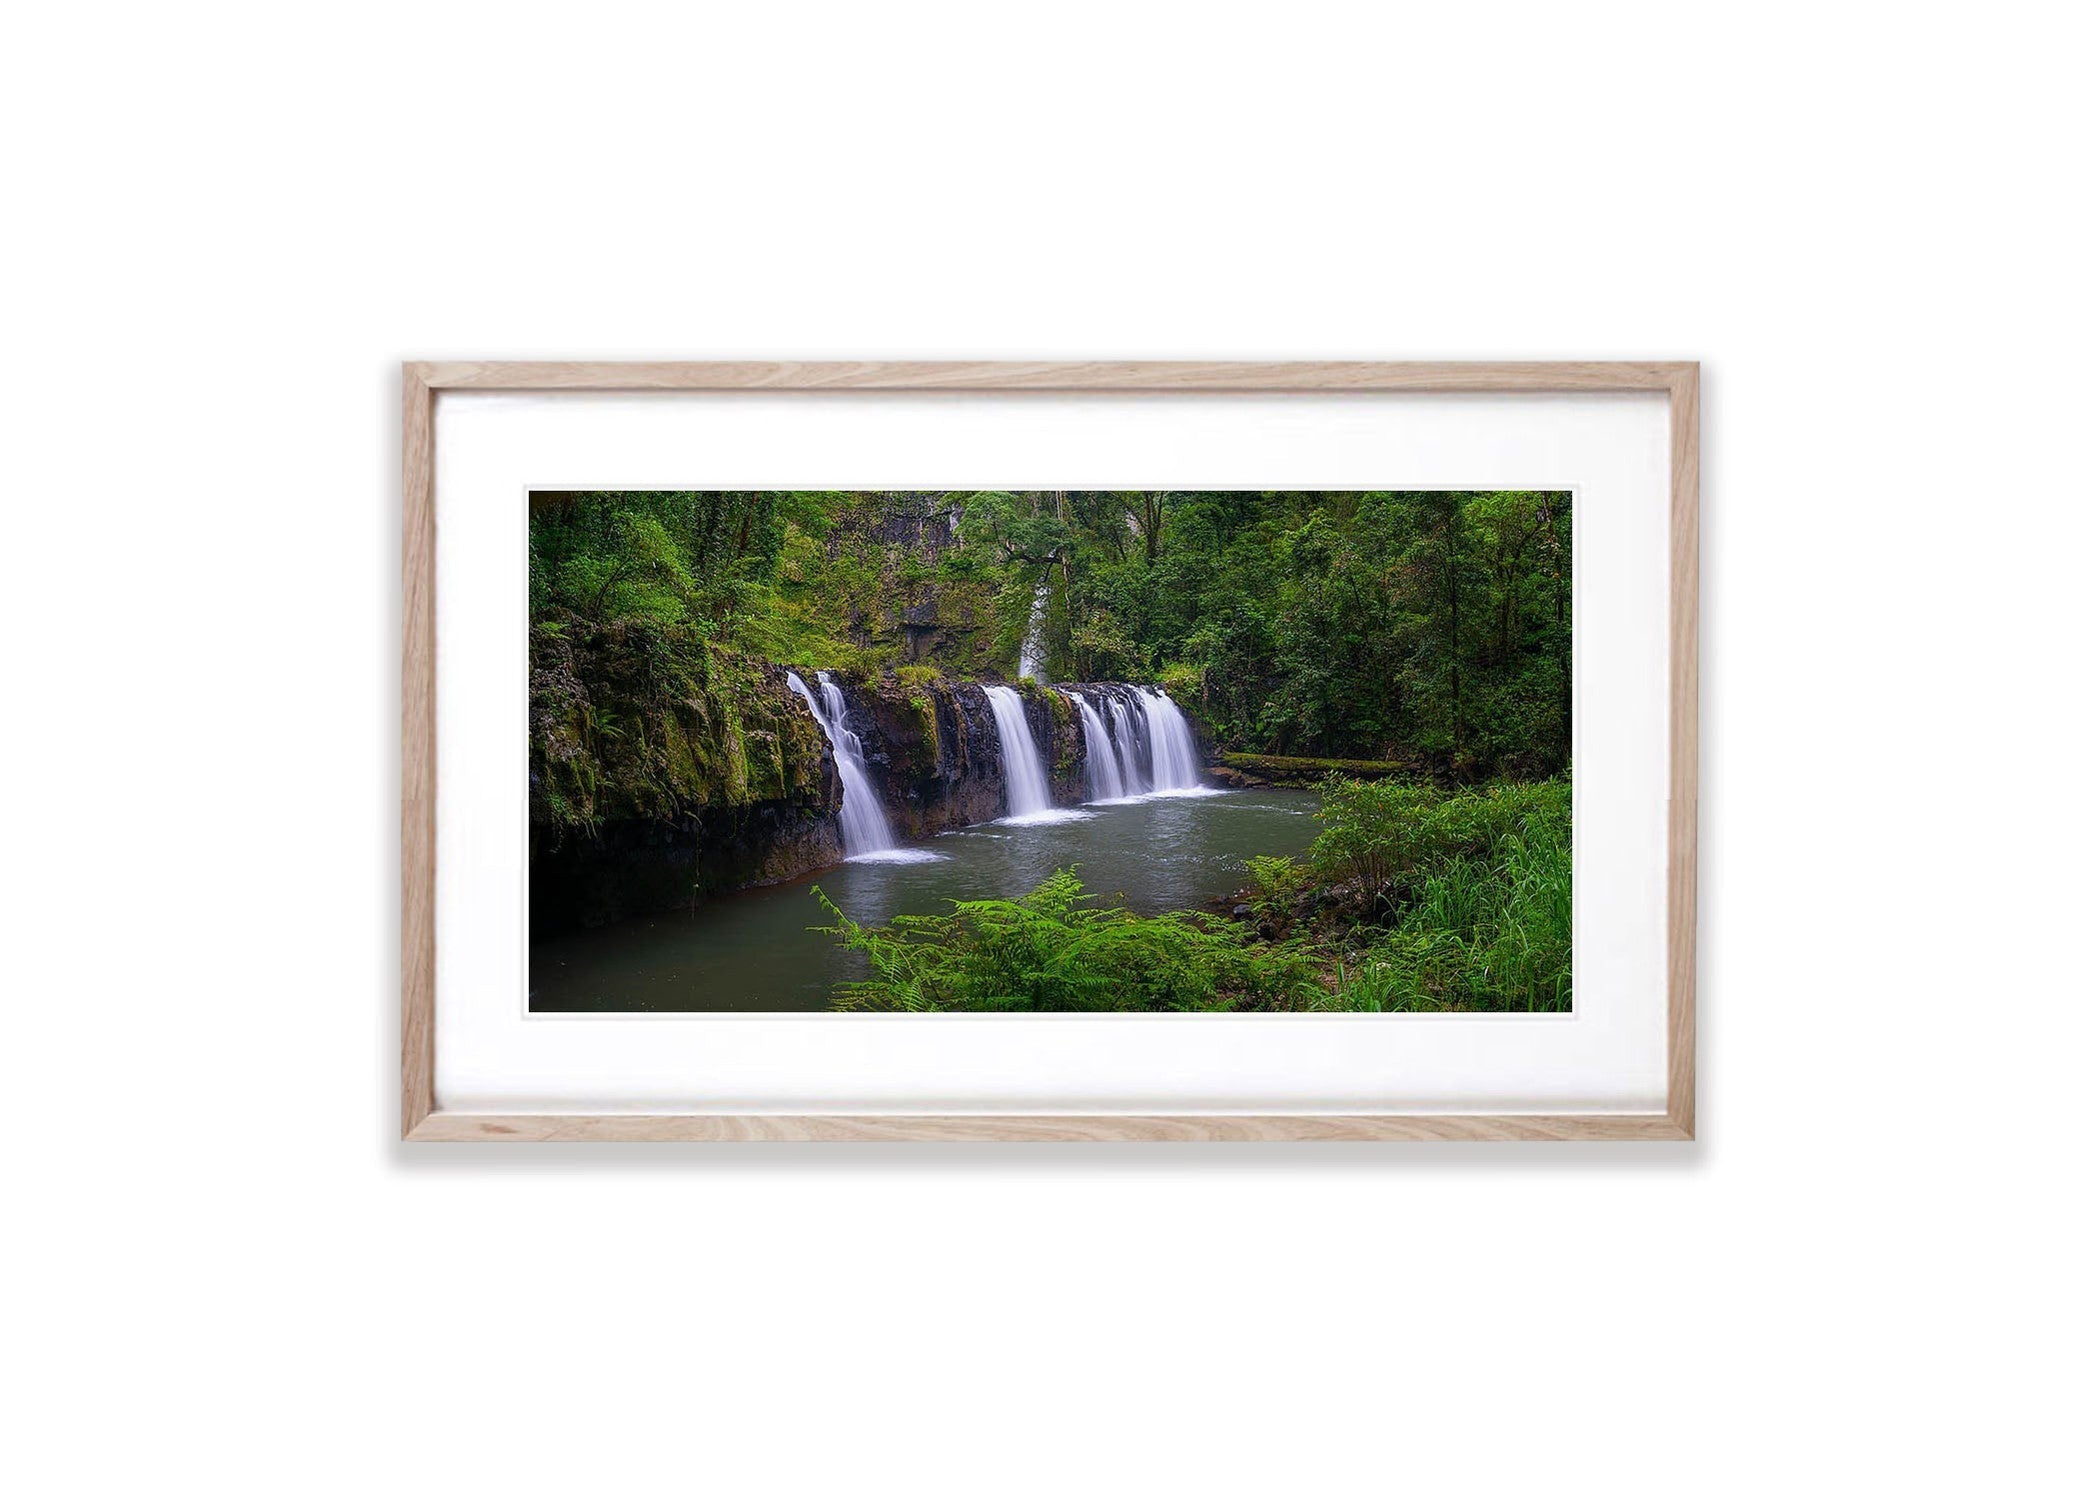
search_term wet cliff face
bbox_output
[531,639,1119,931]
[830,495,1000,668]
[531,801,843,933]
[1021,681,1086,806]
[532,626,837,829]
[530,627,845,932]
[838,675,1009,836]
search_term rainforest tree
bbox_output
[529,488,1574,789]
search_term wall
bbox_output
[8,5,2091,1498]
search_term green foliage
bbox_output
[1244,854,1312,931]
[1053,489,1569,774]
[1310,777,1559,891]
[1158,660,1202,703]
[959,490,1070,569]
[816,869,1323,1013]
[1308,779,1572,1012]
[532,487,1569,776]
[813,776,1571,1014]
[526,496,838,836]
[1070,609,1146,681]
[530,613,832,836]
[531,490,843,636]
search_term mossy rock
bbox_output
[1219,751,1429,787]
[530,618,837,828]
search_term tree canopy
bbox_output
[528,488,1572,778]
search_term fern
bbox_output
[815,871,1321,1013]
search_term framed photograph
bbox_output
[403,362,1697,1140]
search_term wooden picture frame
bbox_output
[402,361,1698,1141]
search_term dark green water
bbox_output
[530,786,1319,1012]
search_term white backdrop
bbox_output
[8,4,2093,1498]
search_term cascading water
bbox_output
[1134,686,1205,792]
[1067,690,1125,802]
[1102,687,1148,792]
[787,670,939,862]
[1017,582,1050,682]
[983,684,1057,820]
[790,668,1204,859]
[1068,683,1211,798]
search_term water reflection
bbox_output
[530,787,1318,1013]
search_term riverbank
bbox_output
[1212,751,1438,788]
[818,778,1574,1015]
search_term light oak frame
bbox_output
[402,361,1699,1142]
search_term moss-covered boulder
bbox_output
[835,670,1006,837]
[1019,679,1086,805]
[529,617,844,931]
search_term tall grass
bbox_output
[1312,779,1571,1012]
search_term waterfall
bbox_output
[1017,582,1049,682]
[779,669,1208,864]
[983,684,1056,820]
[786,670,905,859]
[1102,687,1148,792]
[1134,686,1205,792]
[1074,683,1209,798]
[1067,691,1125,802]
